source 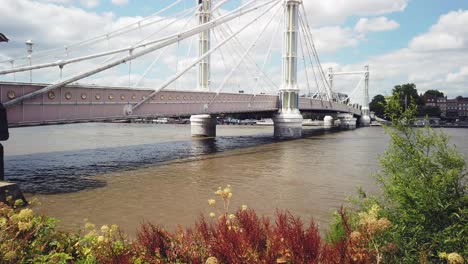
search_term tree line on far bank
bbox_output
[370,83,449,118]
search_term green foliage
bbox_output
[369,94,387,118]
[418,105,442,117]
[0,202,80,264]
[376,93,467,262]
[393,83,424,108]
[424,89,445,98]
[325,210,347,245]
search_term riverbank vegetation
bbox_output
[1,94,466,263]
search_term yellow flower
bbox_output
[100,225,109,234]
[17,208,34,221]
[97,236,105,243]
[18,221,33,231]
[208,199,216,206]
[229,214,236,220]
[241,205,248,211]
[215,190,222,196]
[227,192,233,199]
[0,217,7,228]
[350,231,361,241]
[4,251,17,261]
[447,253,464,264]
[223,187,231,194]
[205,257,219,264]
[85,222,95,230]
[209,212,216,218]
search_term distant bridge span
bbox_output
[1,82,361,127]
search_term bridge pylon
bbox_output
[191,0,217,137]
[359,65,371,126]
[273,0,304,138]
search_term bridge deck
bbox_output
[1,82,361,127]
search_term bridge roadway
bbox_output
[1,82,362,127]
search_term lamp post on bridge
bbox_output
[272,0,304,138]
[26,40,34,83]
[190,0,217,137]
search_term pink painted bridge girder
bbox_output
[1,82,361,127]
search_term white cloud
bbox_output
[447,66,468,83]
[111,0,128,6]
[409,9,468,51]
[80,0,99,8]
[303,0,407,26]
[354,17,399,33]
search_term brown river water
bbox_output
[4,124,467,235]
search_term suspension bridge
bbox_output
[0,0,371,138]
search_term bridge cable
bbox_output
[298,16,325,100]
[0,0,186,65]
[132,7,200,88]
[129,0,281,112]
[208,1,283,105]
[299,5,336,101]
[0,0,261,76]
[215,22,278,93]
[252,8,283,95]
[4,0,279,107]
[298,13,331,101]
[216,15,280,91]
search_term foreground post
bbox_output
[191,0,216,137]
[273,0,303,138]
[0,103,27,205]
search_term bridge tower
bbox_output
[273,0,304,138]
[190,0,217,137]
[359,65,371,126]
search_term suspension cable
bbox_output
[4,0,280,108]
[209,1,282,104]
[130,0,280,112]
[0,0,186,65]
[0,0,268,76]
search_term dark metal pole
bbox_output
[0,144,3,181]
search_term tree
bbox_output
[417,105,442,117]
[369,94,387,118]
[424,90,444,98]
[392,83,424,108]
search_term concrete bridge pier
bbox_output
[359,115,371,127]
[190,114,216,137]
[273,111,303,138]
[324,115,334,128]
[337,113,357,129]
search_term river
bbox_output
[3,123,467,234]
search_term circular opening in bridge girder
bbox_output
[81,93,87,100]
[48,91,56,100]
[7,90,16,100]
[108,94,114,100]
[131,95,136,100]
[65,92,72,100]
[120,95,125,101]
[95,94,101,100]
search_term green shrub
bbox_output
[373,94,467,262]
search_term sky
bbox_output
[0,0,467,100]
